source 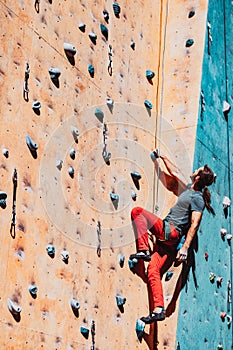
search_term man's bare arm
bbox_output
[176,211,203,262]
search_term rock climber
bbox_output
[130,150,215,324]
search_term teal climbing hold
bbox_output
[113,2,121,17]
[95,108,104,120]
[165,271,173,281]
[46,244,55,257]
[100,23,108,40]
[146,70,155,80]
[128,258,138,269]
[80,326,89,339]
[135,319,145,342]
[185,39,194,47]
[116,295,126,307]
[110,193,119,202]
[144,100,153,109]
[88,64,95,78]
[130,171,142,181]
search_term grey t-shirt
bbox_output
[164,185,205,235]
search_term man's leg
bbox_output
[130,207,164,261]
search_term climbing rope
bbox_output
[153,0,169,213]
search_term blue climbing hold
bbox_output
[88,64,95,78]
[136,319,145,342]
[130,171,142,181]
[128,258,138,270]
[146,70,155,80]
[176,235,185,250]
[26,135,38,151]
[110,193,119,202]
[80,326,89,339]
[29,285,38,296]
[185,39,194,47]
[165,271,173,281]
[116,295,126,307]
[113,2,121,16]
[100,23,108,40]
[144,100,153,109]
[46,244,55,257]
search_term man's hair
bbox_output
[199,165,215,215]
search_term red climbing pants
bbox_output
[131,206,180,309]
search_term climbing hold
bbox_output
[103,9,109,22]
[188,10,195,18]
[128,257,138,270]
[222,196,231,208]
[88,64,95,78]
[118,253,125,268]
[227,314,232,326]
[46,244,55,257]
[220,228,227,238]
[64,42,76,57]
[185,39,194,47]
[226,233,232,242]
[61,250,69,261]
[217,344,223,350]
[209,272,216,282]
[80,326,89,339]
[70,298,80,317]
[102,148,111,164]
[89,32,97,44]
[223,100,231,119]
[70,125,79,143]
[106,97,114,107]
[95,108,104,122]
[144,99,153,109]
[48,67,61,79]
[131,189,137,201]
[0,191,7,201]
[220,312,226,320]
[2,147,9,158]
[131,171,142,181]
[26,135,38,152]
[32,101,41,114]
[78,23,86,32]
[68,167,74,178]
[56,159,63,170]
[116,295,126,307]
[110,193,119,209]
[217,276,223,287]
[135,319,145,342]
[165,271,173,281]
[150,149,160,161]
[146,70,155,80]
[113,2,121,17]
[70,148,76,160]
[130,41,135,50]
[29,285,38,297]
[100,24,108,40]
[8,298,21,315]
[204,252,209,261]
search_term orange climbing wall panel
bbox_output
[0,0,207,349]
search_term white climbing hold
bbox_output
[131,189,137,200]
[64,42,77,56]
[56,159,63,170]
[222,100,231,114]
[70,298,80,310]
[227,314,232,326]
[222,196,231,208]
[8,298,21,315]
[106,97,114,106]
[2,147,9,158]
[61,250,69,261]
[226,233,232,241]
[70,148,76,159]
[220,228,227,238]
[70,126,79,142]
[48,67,61,79]
[68,167,74,177]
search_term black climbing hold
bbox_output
[130,171,141,181]
[70,298,80,317]
[0,198,6,209]
[188,10,195,18]
[113,2,121,17]
[89,32,97,45]
[130,41,135,50]
[146,70,155,80]
[0,191,7,200]
[165,271,173,281]
[103,9,109,22]
[69,148,76,160]
[68,167,74,178]
[26,135,38,158]
[79,23,86,32]
[32,101,41,115]
[8,298,21,322]
[64,42,76,57]
[144,99,153,109]
[110,193,119,209]
[2,148,9,158]
[100,23,108,40]
[48,67,61,79]
[185,39,194,47]
[80,326,89,339]
[88,64,95,78]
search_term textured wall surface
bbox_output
[0,0,208,349]
[176,1,233,349]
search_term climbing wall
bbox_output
[176,1,233,349]
[0,0,208,349]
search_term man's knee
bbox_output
[131,206,143,218]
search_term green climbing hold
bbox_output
[113,2,121,17]
[100,23,108,40]
[135,319,145,342]
[144,100,153,109]
[185,39,194,47]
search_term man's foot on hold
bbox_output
[129,250,151,262]
[140,307,166,324]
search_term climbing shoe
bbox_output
[140,307,166,324]
[129,250,151,262]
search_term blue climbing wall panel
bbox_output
[176,1,233,349]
